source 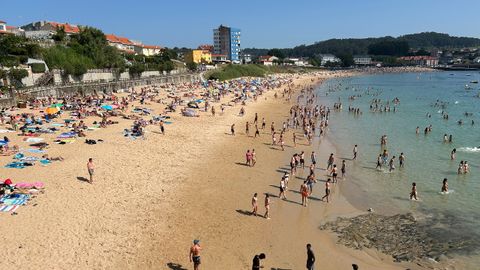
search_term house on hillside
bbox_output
[212,54,229,63]
[105,34,135,53]
[398,56,439,67]
[317,54,341,66]
[0,20,23,36]
[134,44,162,56]
[353,55,372,66]
[184,50,212,64]
[259,55,279,66]
[22,21,80,34]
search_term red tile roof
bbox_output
[142,45,161,49]
[48,21,80,34]
[105,34,133,45]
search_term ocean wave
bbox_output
[457,147,480,153]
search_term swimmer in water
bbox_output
[441,178,448,193]
[410,182,418,200]
[451,148,456,160]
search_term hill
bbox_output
[243,32,480,58]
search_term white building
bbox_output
[317,54,341,66]
[353,55,372,66]
[134,44,162,56]
[287,58,308,66]
[259,55,279,66]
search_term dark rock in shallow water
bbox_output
[319,212,478,263]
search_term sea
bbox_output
[316,70,480,265]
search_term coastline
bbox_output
[0,67,439,270]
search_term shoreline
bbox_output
[0,67,443,270]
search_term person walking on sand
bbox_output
[301,181,309,207]
[410,182,418,200]
[159,120,165,135]
[251,193,258,216]
[231,124,235,136]
[87,158,95,184]
[246,150,252,167]
[279,176,287,200]
[306,244,315,270]
[189,239,202,270]
[252,253,266,270]
[311,151,317,169]
[251,149,257,167]
[321,178,332,203]
[264,194,271,219]
[341,160,346,178]
[246,121,250,136]
[327,153,334,170]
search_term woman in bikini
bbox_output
[251,193,258,216]
[300,181,309,207]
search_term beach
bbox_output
[0,68,448,270]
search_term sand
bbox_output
[0,70,427,269]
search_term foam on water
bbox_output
[457,147,480,153]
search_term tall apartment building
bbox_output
[213,25,241,63]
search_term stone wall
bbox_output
[22,68,187,87]
[15,73,199,101]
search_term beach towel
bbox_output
[20,156,38,162]
[0,198,27,205]
[40,159,51,165]
[57,132,76,139]
[14,153,24,159]
[51,123,65,127]
[27,149,45,154]
[25,137,44,143]
[0,205,19,212]
[0,129,14,133]
[5,162,30,169]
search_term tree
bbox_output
[368,40,409,56]
[128,62,145,78]
[338,53,354,67]
[267,48,285,59]
[52,27,67,42]
[186,62,197,71]
[8,68,29,87]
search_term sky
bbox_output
[2,0,480,49]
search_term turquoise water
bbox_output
[316,71,480,259]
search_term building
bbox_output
[259,55,279,66]
[353,55,372,66]
[198,44,214,53]
[21,20,80,34]
[0,20,7,34]
[286,58,308,66]
[317,54,341,66]
[398,56,439,67]
[212,54,228,63]
[213,25,241,63]
[134,44,162,56]
[240,53,252,64]
[105,34,135,53]
[184,50,212,64]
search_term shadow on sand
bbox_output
[166,263,188,270]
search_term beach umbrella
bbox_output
[101,105,113,111]
[45,107,59,115]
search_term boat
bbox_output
[471,80,478,84]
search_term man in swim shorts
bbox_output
[190,239,202,270]
[87,158,95,184]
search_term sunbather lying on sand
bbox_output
[42,154,64,161]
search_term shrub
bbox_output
[30,63,46,73]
